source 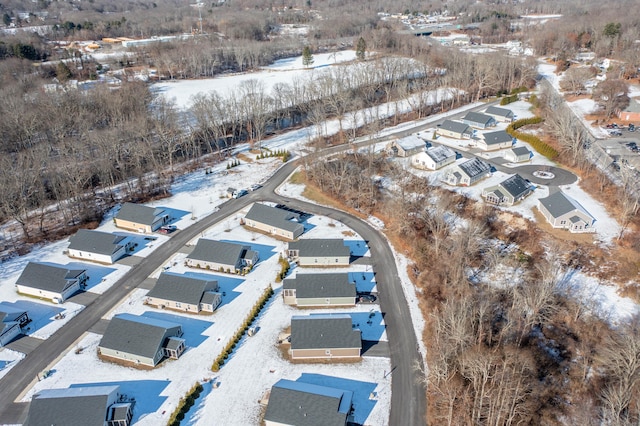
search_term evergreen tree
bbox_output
[356,37,366,61]
[302,45,314,68]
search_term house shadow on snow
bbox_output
[0,300,64,336]
[161,207,191,225]
[344,240,369,257]
[182,271,244,308]
[347,311,386,342]
[70,380,170,424]
[182,379,216,426]
[220,239,277,262]
[349,272,376,293]
[140,311,212,348]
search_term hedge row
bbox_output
[500,94,519,105]
[257,149,291,163]
[167,382,204,426]
[506,117,559,160]
[211,285,274,372]
[275,255,290,283]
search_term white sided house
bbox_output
[485,105,515,123]
[282,273,356,307]
[504,146,532,163]
[114,202,169,234]
[477,130,515,151]
[287,239,351,267]
[289,314,362,360]
[482,174,534,206]
[98,313,185,368]
[444,158,492,186]
[15,262,88,304]
[411,145,456,170]
[244,203,305,241]
[67,229,133,264]
[437,120,473,139]
[185,239,259,274]
[145,273,221,313]
[538,190,596,233]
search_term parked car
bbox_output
[249,184,262,191]
[629,124,635,132]
[609,130,622,136]
[232,189,248,199]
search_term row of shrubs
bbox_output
[167,382,204,426]
[226,159,241,169]
[500,94,519,105]
[257,149,291,163]
[275,255,290,283]
[506,117,559,160]
[211,285,274,372]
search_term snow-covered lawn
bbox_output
[0,347,25,381]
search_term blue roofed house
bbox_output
[98,313,185,368]
[25,385,133,426]
[537,190,596,233]
[476,130,515,151]
[0,304,29,347]
[244,203,305,241]
[482,174,534,206]
[67,229,133,264]
[264,379,354,426]
[289,314,362,360]
[114,202,169,233]
[443,158,492,186]
[287,239,351,267]
[460,111,497,129]
[145,273,221,313]
[185,239,259,274]
[282,273,356,307]
[15,262,88,303]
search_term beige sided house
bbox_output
[145,273,221,313]
[287,239,351,267]
[538,190,596,233]
[244,203,304,241]
[437,120,473,139]
[482,174,534,206]
[114,202,169,233]
[15,262,88,304]
[461,111,497,129]
[485,105,515,123]
[289,314,361,360]
[477,130,514,151]
[443,158,492,186]
[67,229,133,264]
[386,135,426,157]
[504,146,532,163]
[185,239,259,274]
[282,273,356,307]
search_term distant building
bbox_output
[185,239,259,274]
[145,273,221,313]
[283,273,356,307]
[15,262,88,303]
[482,174,534,206]
[617,98,640,122]
[289,314,361,360]
[67,229,133,264]
[411,145,456,170]
[114,203,169,234]
[244,203,305,241]
[287,239,351,267]
[443,158,491,186]
[537,190,596,233]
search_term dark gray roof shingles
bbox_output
[245,203,304,234]
[68,229,126,256]
[116,202,165,226]
[288,239,350,258]
[146,273,218,305]
[283,273,355,299]
[291,314,361,350]
[16,262,85,293]
[187,239,250,266]
[439,119,472,134]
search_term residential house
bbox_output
[477,130,515,151]
[482,174,534,206]
[289,314,361,360]
[287,239,351,267]
[460,111,496,129]
[411,145,456,170]
[185,239,259,273]
[264,379,353,426]
[114,202,169,233]
[386,135,426,157]
[617,98,640,122]
[0,304,29,347]
[537,190,596,233]
[282,273,356,307]
[145,273,221,313]
[67,229,133,264]
[98,313,185,367]
[244,203,305,240]
[437,120,473,139]
[25,385,133,426]
[504,146,532,163]
[15,262,88,303]
[485,105,515,123]
[443,158,492,186]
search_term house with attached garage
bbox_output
[263,379,354,426]
[482,174,534,206]
[67,229,133,264]
[411,145,457,170]
[504,146,532,163]
[443,158,492,186]
[185,239,259,274]
[485,105,515,123]
[98,313,185,368]
[537,190,596,233]
[24,385,133,426]
[15,262,88,303]
[287,239,351,267]
[282,273,356,307]
[386,134,427,157]
[437,120,473,139]
[114,202,169,233]
[461,111,496,129]
[244,203,305,241]
[289,314,362,360]
[0,304,29,347]
[145,273,221,313]
[476,130,515,151]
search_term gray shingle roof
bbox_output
[498,174,532,198]
[439,119,472,134]
[283,273,355,299]
[99,313,182,360]
[539,190,595,221]
[485,105,514,118]
[146,273,218,305]
[264,379,352,426]
[458,158,491,179]
[116,202,165,226]
[425,145,456,163]
[291,314,361,350]
[187,239,251,266]
[0,304,27,323]
[68,229,127,256]
[462,111,494,126]
[16,262,86,293]
[395,135,426,151]
[482,130,513,145]
[25,385,120,426]
[511,146,531,156]
[245,203,304,234]
[288,239,350,258]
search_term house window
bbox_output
[560,220,566,225]
[325,349,331,355]
[336,258,339,263]
[315,259,318,263]
[176,302,181,308]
